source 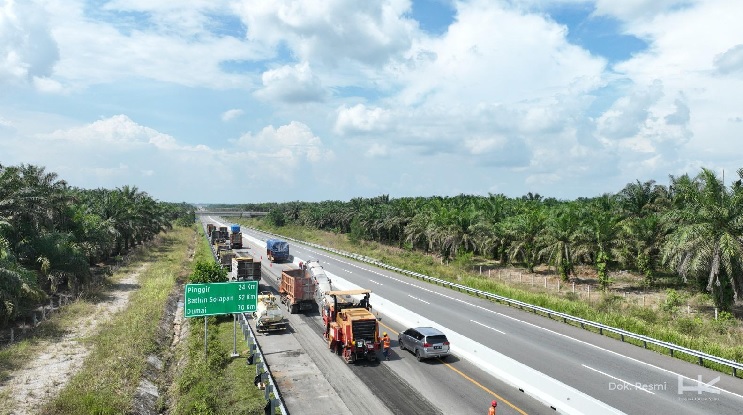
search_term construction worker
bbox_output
[381,332,391,360]
[488,400,497,415]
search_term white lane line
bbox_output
[582,364,654,395]
[368,280,383,286]
[408,295,430,305]
[471,319,506,334]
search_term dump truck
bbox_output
[253,292,286,332]
[231,251,261,282]
[323,289,378,363]
[219,249,235,271]
[279,265,317,314]
[229,224,242,249]
[266,239,289,263]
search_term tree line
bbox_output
[228,167,743,311]
[0,163,195,327]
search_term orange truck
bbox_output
[323,289,379,363]
[278,267,316,314]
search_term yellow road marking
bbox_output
[378,321,528,415]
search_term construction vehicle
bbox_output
[266,239,289,262]
[253,292,286,332]
[231,251,261,282]
[279,264,317,314]
[229,224,242,249]
[323,289,379,363]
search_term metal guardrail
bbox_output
[254,228,743,378]
[239,312,288,415]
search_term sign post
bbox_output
[184,281,259,359]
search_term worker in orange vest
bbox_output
[381,332,391,360]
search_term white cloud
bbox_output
[254,62,326,103]
[714,44,743,76]
[234,0,416,67]
[234,121,333,181]
[365,143,389,158]
[0,0,59,86]
[335,104,392,135]
[221,109,244,121]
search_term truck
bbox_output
[323,289,379,363]
[219,249,235,271]
[231,251,261,282]
[266,239,289,263]
[253,292,286,332]
[206,223,216,238]
[229,224,242,249]
[303,259,336,307]
[279,265,317,314]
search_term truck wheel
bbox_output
[290,304,298,314]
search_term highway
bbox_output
[210,218,743,414]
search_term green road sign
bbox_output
[184,281,258,317]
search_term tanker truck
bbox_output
[323,289,379,363]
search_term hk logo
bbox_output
[677,375,721,395]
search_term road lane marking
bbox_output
[378,322,528,415]
[582,364,654,395]
[470,319,506,334]
[407,295,430,304]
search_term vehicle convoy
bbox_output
[278,264,317,314]
[323,289,379,363]
[253,292,286,332]
[266,239,289,262]
[231,251,261,282]
[229,224,242,249]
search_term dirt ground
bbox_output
[0,264,148,415]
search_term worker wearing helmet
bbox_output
[488,400,497,415]
[381,332,391,361]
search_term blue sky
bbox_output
[1,0,742,204]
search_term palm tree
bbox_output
[539,203,580,281]
[662,168,743,309]
[504,205,546,273]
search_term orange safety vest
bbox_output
[382,336,390,349]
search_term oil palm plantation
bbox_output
[662,168,743,309]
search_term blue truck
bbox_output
[266,239,290,263]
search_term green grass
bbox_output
[242,219,743,377]
[40,226,196,415]
[168,226,266,415]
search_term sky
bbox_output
[1,0,742,204]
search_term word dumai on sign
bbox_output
[184,281,258,317]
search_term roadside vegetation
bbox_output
[39,226,194,414]
[168,227,266,414]
[0,162,195,332]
